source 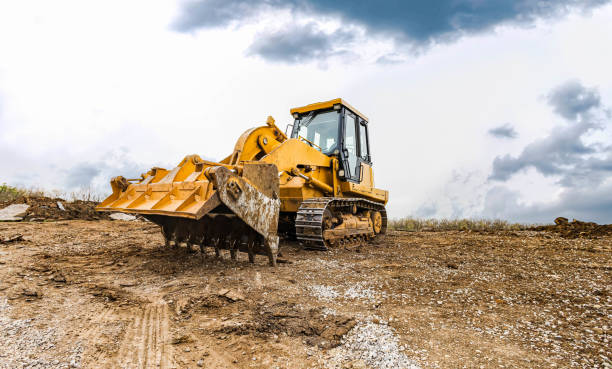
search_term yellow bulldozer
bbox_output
[96,98,388,266]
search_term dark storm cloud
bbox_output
[488,123,518,139]
[547,80,601,121]
[247,23,354,63]
[490,81,610,185]
[173,0,610,62]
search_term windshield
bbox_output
[292,110,339,155]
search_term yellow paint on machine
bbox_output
[97,98,387,229]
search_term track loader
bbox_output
[96,99,388,266]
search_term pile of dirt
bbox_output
[532,217,612,238]
[0,196,111,221]
[219,302,356,348]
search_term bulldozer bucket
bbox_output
[96,157,280,265]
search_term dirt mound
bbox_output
[219,302,356,348]
[0,196,111,221]
[533,218,612,238]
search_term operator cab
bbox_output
[290,98,371,183]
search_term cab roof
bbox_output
[290,98,369,122]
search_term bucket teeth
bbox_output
[229,240,238,260]
[147,213,278,265]
[213,238,221,258]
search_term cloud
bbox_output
[490,81,610,185]
[547,79,601,121]
[485,80,612,223]
[172,0,272,31]
[483,184,612,223]
[172,0,610,62]
[488,123,518,139]
[65,162,102,188]
[63,148,163,194]
[414,201,438,218]
[246,23,355,63]
[489,120,600,181]
[375,53,406,65]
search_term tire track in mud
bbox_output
[116,301,173,369]
[78,307,115,366]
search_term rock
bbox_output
[321,328,336,341]
[217,288,244,302]
[224,289,245,302]
[171,335,193,345]
[51,273,67,283]
[175,297,190,314]
[118,280,138,287]
[197,359,204,367]
[554,217,569,225]
[110,213,137,221]
[344,359,367,369]
[0,204,29,221]
[57,201,66,211]
[0,234,24,244]
[22,288,41,298]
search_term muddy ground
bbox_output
[0,220,610,369]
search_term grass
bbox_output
[389,217,531,232]
[69,186,103,202]
[0,183,46,202]
[0,183,536,229]
[0,183,105,203]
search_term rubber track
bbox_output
[295,197,387,251]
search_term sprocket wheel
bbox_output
[371,211,383,234]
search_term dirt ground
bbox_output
[0,220,610,369]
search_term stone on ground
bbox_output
[109,213,137,221]
[0,204,29,221]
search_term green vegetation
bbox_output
[0,183,45,202]
[389,217,531,232]
[0,183,104,203]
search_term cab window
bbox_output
[344,112,359,179]
[291,110,340,155]
[359,121,369,161]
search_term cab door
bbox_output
[341,110,371,183]
[356,118,371,184]
[342,111,360,182]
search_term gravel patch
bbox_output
[309,285,340,301]
[0,297,82,369]
[343,282,379,302]
[310,282,385,304]
[324,321,420,369]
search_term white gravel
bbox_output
[324,321,420,369]
[0,297,82,369]
[309,282,383,303]
[309,285,340,301]
[343,283,379,302]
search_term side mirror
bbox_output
[285,124,293,137]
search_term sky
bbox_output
[1,0,612,223]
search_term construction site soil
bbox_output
[0,196,111,221]
[0,218,610,368]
